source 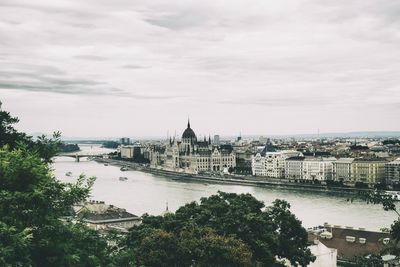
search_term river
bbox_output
[52,144,397,231]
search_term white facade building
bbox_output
[285,156,336,181]
[120,145,134,159]
[252,153,266,176]
[252,151,301,178]
[386,159,400,185]
[285,156,305,180]
[302,157,336,181]
[333,158,354,182]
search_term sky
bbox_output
[1,0,399,138]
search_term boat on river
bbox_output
[65,172,72,177]
[120,166,129,171]
[119,176,128,181]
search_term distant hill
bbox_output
[233,131,400,140]
[293,131,400,138]
[42,131,400,142]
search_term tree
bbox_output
[0,146,115,266]
[268,199,314,266]
[0,222,32,267]
[121,221,254,267]
[0,101,29,150]
[0,101,62,162]
[355,254,384,267]
[0,102,113,266]
[122,192,314,266]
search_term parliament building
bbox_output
[151,120,236,173]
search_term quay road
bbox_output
[94,157,373,196]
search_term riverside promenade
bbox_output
[94,158,373,196]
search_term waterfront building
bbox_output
[252,153,266,176]
[231,138,254,174]
[285,156,305,180]
[385,159,400,185]
[302,157,336,181]
[351,158,387,184]
[144,144,163,164]
[252,151,301,178]
[284,156,336,181]
[120,145,134,158]
[154,120,236,173]
[120,143,145,159]
[332,158,354,182]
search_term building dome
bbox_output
[182,120,197,140]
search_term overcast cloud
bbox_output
[1,0,399,138]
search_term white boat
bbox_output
[120,166,129,171]
[65,172,72,177]
[119,176,128,181]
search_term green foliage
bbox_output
[61,143,80,153]
[122,222,254,267]
[102,141,120,149]
[32,132,63,163]
[122,192,314,267]
[0,146,112,266]
[268,199,314,266]
[355,181,369,189]
[0,222,32,267]
[0,101,62,162]
[30,222,112,267]
[374,182,388,191]
[0,148,93,228]
[355,254,384,267]
[0,101,29,150]
[326,180,344,187]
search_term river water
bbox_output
[52,144,397,231]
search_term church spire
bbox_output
[187,118,191,129]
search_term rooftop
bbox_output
[75,201,140,224]
[310,224,391,261]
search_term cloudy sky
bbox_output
[1,0,399,138]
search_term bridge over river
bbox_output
[57,144,115,162]
[57,152,108,162]
[57,144,114,162]
[57,153,107,162]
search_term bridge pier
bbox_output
[75,155,80,162]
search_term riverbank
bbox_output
[93,158,373,196]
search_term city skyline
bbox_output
[1,0,400,137]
